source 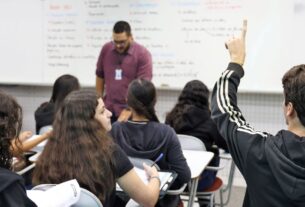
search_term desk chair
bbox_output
[32,184,103,207]
[16,163,36,175]
[128,157,187,195]
[216,152,236,207]
[14,153,37,188]
[177,134,235,207]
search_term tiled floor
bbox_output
[183,186,246,207]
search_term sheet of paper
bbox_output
[27,179,80,207]
[116,167,173,191]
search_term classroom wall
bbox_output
[0,84,286,187]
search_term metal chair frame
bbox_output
[177,134,235,207]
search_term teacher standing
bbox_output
[96,21,152,123]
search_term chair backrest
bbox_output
[177,134,206,151]
[32,184,103,207]
[71,188,103,207]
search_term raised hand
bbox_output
[225,20,247,66]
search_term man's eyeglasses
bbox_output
[113,40,128,46]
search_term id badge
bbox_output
[115,68,122,80]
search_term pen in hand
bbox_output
[151,153,164,167]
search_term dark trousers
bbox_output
[197,156,220,191]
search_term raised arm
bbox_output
[21,131,51,152]
[117,163,160,207]
[211,20,268,172]
[225,20,247,66]
[11,131,52,155]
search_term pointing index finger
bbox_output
[241,19,247,40]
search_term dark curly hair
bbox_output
[282,64,305,126]
[165,80,210,128]
[0,90,22,169]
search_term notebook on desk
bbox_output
[116,167,177,197]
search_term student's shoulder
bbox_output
[35,102,54,113]
[111,121,125,130]
[110,121,127,139]
[111,144,133,176]
[148,121,169,130]
[150,122,177,138]
[0,167,23,188]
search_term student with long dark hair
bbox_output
[33,90,160,207]
[111,79,191,207]
[0,90,37,206]
[165,80,228,195]
[34,74,80,133]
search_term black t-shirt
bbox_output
[104,144,133,207]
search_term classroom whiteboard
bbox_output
[0,0,305,92]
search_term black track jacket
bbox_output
[211,63,305,207]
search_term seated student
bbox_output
[211,20,305,206]
[165,80,228,193]
[34,74,80,134]
[32,90,160,207]
[0,90,37,207]
[111,79,191,207]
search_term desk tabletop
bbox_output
[126,150,214,207]
[182,150,214,179]
[29,152,41,162]
[126,199,141,207]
